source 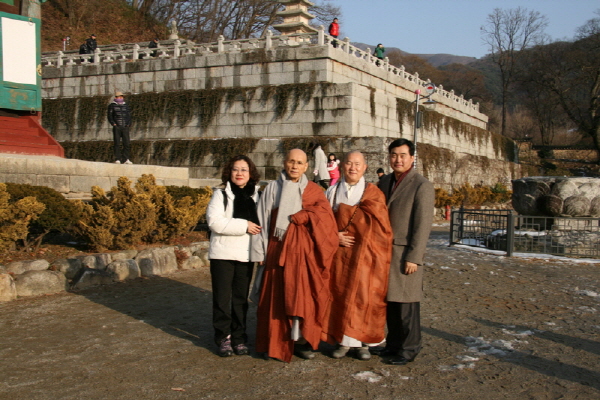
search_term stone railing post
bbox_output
[133,44,139,60]
[366,48,372,63]
[266,30,272,50]
[174,39,181,57]
[344,37,351,53]
[384,56,389,70]
[318,25,325,46]
[57,51,63,67]
[93,48,101,64]
[217,35,224,53]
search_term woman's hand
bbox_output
[247,221,262,235]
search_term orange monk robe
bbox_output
[322,183,393,345]
[256,182,338,363]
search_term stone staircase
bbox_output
[0,115,64,157]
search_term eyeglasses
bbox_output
[232,168,249,174]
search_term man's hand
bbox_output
[404,261,418,275]
[338,231,355,247]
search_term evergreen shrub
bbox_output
[4,183,80,250]
[0,183,46,252]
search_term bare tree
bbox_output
[481,7,548,136]
[125,0,340,42]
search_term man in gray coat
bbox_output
[377,138,434,366]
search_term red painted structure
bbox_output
[0,114,64,157]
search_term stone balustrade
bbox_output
[42,26,482,117]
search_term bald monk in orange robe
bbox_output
[322,151,393,360]
[251,149,338,362]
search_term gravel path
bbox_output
[1,227,599,400]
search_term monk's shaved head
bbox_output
[343,151,367,185]
[286,148,307,163]
[344,150,366,163]
[284,148,308,182]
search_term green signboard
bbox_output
[0,12,42,111]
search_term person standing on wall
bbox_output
[85,34,97,62]
[376,138,435,366]
[374,43,385,66]
[107,91,132,164]
[328,18,339,48]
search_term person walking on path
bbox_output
[206,155,262,357]
[251,149,338,363]
[107,91,132,164]
[322,151,393,361]
[327,153,340,186]
[328,18,340,48]
[311,143,329,189]
[376,138,435,366]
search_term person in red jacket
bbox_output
[328,18,339,48]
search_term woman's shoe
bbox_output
[218,337,233,357]
[233,343,249,356]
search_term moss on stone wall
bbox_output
[43,83,334,135]
[279,136,337,155]
[395,98,517,162]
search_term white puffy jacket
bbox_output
[206,182,260,262]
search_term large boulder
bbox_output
[106,260,141,281]
[5,259,50,275]
[14,270,67,297]
[551,180,580,199]
[0,273,17,302]
[539,194,563,217]
[181,255,204,270]
[135,247,178,276]
[76,253,111,270]
[563,196,591,217]
[590,197,600,217]
[71,268,115,290]
[511,178,553,215]
[512,177,600,217]
[110,250,139,261]
[50,258,83,280]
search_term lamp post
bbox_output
[413,83,436,169]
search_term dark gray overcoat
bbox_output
[379,169,434,302]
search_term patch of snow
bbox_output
[452,244,600,264]
[352,371,382,383]
[576,289,599,298]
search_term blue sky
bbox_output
[332,0,599,58]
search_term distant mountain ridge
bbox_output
[351,42,477,67]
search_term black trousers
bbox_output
[112,125,130,162]
[210,259,254,346]
[385,301,421,360]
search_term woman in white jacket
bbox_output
[206,155,261,357]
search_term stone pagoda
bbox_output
[273,0,317,37]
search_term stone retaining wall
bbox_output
[0,242,210,302]
[41,33,515,186]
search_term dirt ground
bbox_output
[1,225,599,400]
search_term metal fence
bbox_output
[450,209,600,258]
